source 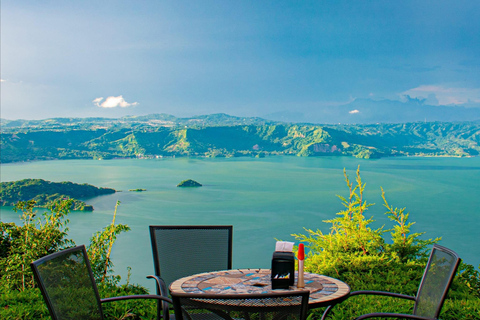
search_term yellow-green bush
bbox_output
[294,167,480,319]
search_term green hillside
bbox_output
[1,115,480,163]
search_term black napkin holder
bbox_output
[271,251,295,289]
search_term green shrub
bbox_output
[88,200,130,285]
[99,282,157,319]
[0,199,74,291]
[0,288,49,319]
[0,284,158,320]
[294,167,480,319]
[0,199,146,319]
[293,167,437,286]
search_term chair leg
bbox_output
[320,305,334,320]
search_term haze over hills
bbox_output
[0,113,275,129]
[263,98,480,124]
[3,99,480,126]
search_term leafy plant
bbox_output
[382,187,439,262]
[0,198,146,319]
[87,200,131,284]
[293,167,437,283]
[293,167,480,319]
[0,199,74,291]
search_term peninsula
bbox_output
[0,179,116,211]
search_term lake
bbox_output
[1,156,479,292]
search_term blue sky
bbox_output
[1,1,480,120]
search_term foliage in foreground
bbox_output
[294,167,480,319]
[1,168,479,319]
[0,199,155,319]
[0,200,74,291]
[0,283,158,319]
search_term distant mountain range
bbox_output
[263,98,480,124]
[3,99,480,127]
[0,113,275,129]
[1,113,480,162]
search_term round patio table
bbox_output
[169,268,350,309]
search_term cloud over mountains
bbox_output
[402,85,480,106]
[263,98,480,125]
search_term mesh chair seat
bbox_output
[31,245,172,320]
[321,244,461,320]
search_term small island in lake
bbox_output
[129,188,147,192]
[177,179,202,187]
[0,179,116,211]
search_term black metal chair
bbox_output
[31,245,172,320]
[171,291,310,320]
[148,225,233,319]
[321,244,461,320]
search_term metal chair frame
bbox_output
[148,225,233,320]
[171,290,310,320]
[31,245,172,320]
[321,244,461,320]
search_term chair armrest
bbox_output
[356,312,435,320]
[321,291,415,320]
[147,275,169,297]
[101,294,173,304]
[147,275,171,320]
[350,290,415,301]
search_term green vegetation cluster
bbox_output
[0,179,116,211]
[293,168,480,319]
[2,114,480,163]
[0,199,158,319]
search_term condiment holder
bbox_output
[271,241,295,289]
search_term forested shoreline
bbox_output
[0,179,116,211]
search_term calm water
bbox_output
[1,156,479,292]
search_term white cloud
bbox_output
[92,97,103,107]
[0,79,6,82]
[93,95,139,108]
[349,109,360,114]
[402,85,480,105]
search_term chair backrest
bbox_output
[171,290,310,320]
[31,245,104,320]
[150,225,233,288]
[413,244,461,318]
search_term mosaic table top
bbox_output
[169,269,350,308]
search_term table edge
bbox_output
[169,268,350,307]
